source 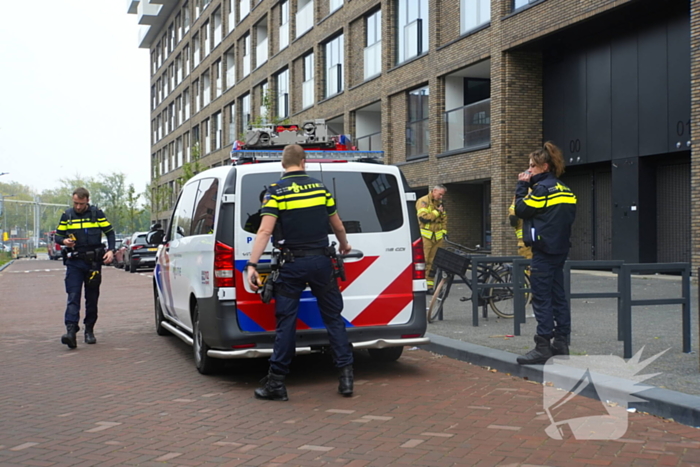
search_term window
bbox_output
[151,85,157,110]
[184,45,191,77]
[176,54,182,84]
[156,41,162,69]
[330,0,342,13]
[203,118,211,154]
[171,181,199,239]
[303,52,314,109]
[152,119,157,144]
[325,34,344,98]
[194,79,200,112]
[177,94,184,125]
[513,0,539,10]
[157,114,162,140]
[169,102,175,132]
[213,111,222,150]
[191,178,219,236]
[240,0,250,20]
[176,13,182,42]
[364,10,381,80]
[256,19,268,67]
[202,70,211,107]
[193,33,201,67]
[214,60,222,98]
[279,1,289,50]
[184,131,191,162]
[296,0,313,38]
[163,71,169,97]
[168,23,175,53]
[276,68,289,119]
[258,81,269,122]
[225,48,235,88]
[462,0,490,33]
[176,137,183,168]
[406,86,429,158]
[213,8,222,47]
[242,33,251,77]
[184,88,191,120]
[228,0,235,33]
[241,93,251,128]
[184,2,191,33]
[163,144,170,173]
[203,21,211,57]
[228,102,236,144]
[169,63,175,91]
[397,0,429,63]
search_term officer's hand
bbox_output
[103,250,114,265]
[247,267,262,291]
[63,238,75,248]
[518,171,532,182]
[339,243,352,256]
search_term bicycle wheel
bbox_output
[427,273,453,323]
[487,268,532,319]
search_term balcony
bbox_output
[444,98,490,152]
[256,38,268,68]
[128,0,179,48]
[296,1,313,38]
[363,41,381,80]
[356,131,381,151]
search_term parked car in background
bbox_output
[114,237,131,269]
[124,232,158,273]
[46,231,63,261]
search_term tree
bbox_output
[178,141,203,186]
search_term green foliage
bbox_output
[178,141,203,186]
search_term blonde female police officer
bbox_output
[246,144,354,401]
[514,142,576,365]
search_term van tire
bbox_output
[154,291,170,336]
[193,302,220,375]
[368,346,404,362]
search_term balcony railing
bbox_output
[296,1,313,38]
[303,79,314,108]
[279,22,289,50]
[364,41,381,80]
[256,38,268,67]
[444,98,491,152]
[356,131,381,151]
[406,119,429,159]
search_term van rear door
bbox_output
[319,163,414,327]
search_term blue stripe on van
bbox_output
[237,309,266,332]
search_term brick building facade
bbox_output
[129,0,697,269]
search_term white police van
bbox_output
[149,148,429,374]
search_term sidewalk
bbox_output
[423,269,700,427]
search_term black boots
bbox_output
[85,325,97,345]
[61,323,79,349]
[551,335,569,356]
[338,365,354,397]
[517,335,553,365]
[254,371,289,401]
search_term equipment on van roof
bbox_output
[231,118,383,165]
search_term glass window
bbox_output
[365,10,382,80]
[330,0,342,13]
[240,0,250,19]
[406,86,429,158]
[241,93,250,127]
[192,178,219,235]
[513,0,538,11]
[279,1,289,50]
[204,69,211,107]
[171,181,199,239]
[325,34,344,98]
[397,0,429,64]
[228,0,235,32]
[214,7,222,46]
[462,0,490,33]
[228,102,236,144]
[225,47,235,88]
[277,68,289,119]
[296,0,313,38]
[303,52,314,108]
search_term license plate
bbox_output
[148,248,157,251]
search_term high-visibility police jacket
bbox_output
[416,193,447,241]
[260,170,336,249]
[55,206,116,252]
[514,172,577,255]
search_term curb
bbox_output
[0,260,14,272]
[424,332,700,428]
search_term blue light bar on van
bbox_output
[230,150,384,165]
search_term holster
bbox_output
[260,269,278,304]
[86,265,102,289]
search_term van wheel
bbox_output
[368,346,404,362]
[154,291,170,336]
[193,302,220,375]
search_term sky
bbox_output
[0,1,151,195]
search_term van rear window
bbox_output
[240,171,403,233]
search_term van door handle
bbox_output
[341,250,363,260]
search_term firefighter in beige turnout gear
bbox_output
[416,185,448,292]
[509,196,532,259]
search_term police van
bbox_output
[149,132,429,374]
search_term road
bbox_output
[1,258,700,466]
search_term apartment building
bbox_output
[128,0,697,269]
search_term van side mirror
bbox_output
[147,229,165,245]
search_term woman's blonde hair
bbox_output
[530,141,565,177]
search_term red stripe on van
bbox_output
[338,256,379,292]
[350,265,413,326]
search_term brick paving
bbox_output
[1,258,700,466]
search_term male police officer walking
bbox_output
[55,187,116,349]
[247,144,354,401]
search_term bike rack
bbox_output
[619,262,691,359]
[512,258,531,336]
[469,256,523,327]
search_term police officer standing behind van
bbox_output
[247,144,354,401]
[55,187,116,349]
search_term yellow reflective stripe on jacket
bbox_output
[64,220,102,229]
[435,231,446,240]
[420,228,433,239]
[515,228,523,239]
[546,192,577,206]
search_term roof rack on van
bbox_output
[230,150,384,165]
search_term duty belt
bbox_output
[286,248,329,257]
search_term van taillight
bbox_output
[214,241,235,287]
[412,238,426,280]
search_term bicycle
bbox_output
[427,240,531,323]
